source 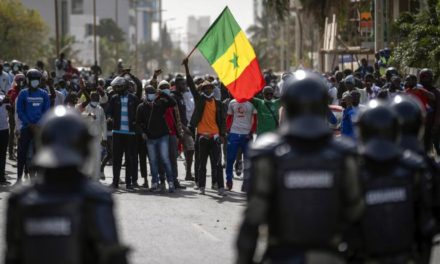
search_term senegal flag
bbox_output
[194,7,265,102]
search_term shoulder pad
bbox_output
[83,181,113,204]
[248,132,283,158]
[331,136,357,155]
[401,150,426,170]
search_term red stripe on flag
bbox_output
[226,58,265,103]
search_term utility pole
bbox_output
[134,0,138,76]
[54,0,60,56]
[93,0,97,64]
[374,0,384,52]
[115,0,119,60]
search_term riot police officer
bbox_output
[236,70,364,264]
[4,106,128,264]
[391,94,440,263]
[356,99,435,263]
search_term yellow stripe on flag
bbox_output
[211,30,256,86]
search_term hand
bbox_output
[153,69,162,77]
[182,58,189,66]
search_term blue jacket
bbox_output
[16,88,50,129]
[341,107,355,138]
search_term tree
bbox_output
[0,0,48,63]
[96,19,125,43]
[392,0,440,78]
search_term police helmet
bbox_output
[280,70,331,139]
[33,106,93,168]
[358,100,400,160]
[390,95,425,139]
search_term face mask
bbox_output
[162,89,171,95]
[13,66,19,72]
[90,101,99,107]
[202,92,213,99]
[147,94,156,102]
[30,80,40,88]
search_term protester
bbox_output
[183,58,226,196]
[136,85,176,192]
[15,69,50,183]
[250,86,280,135]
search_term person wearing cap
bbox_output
[4,106,129,264]
[250,86,281,136]
[136,84,176,192]
[183,58,226,196]
[107,76,140,189]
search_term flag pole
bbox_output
[185,6,229,59]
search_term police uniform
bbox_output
[4,106,128,264]
[236,70,364,264]
[355,99,435,264]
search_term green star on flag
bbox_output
[229,53,239,69]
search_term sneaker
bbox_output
[133,182,140,188]
[199,187,205,195]
[168,181,175,193]
[211,182,218,190]
[160,182,166,192]
[194,185,200,190]
[235,161,243,176]
[226,180,233,191]
[175,181,186,189]
[126,185,134,190]
[142,182,149,188]
[185,174,195,181]
[218,187,227,196]
[150,182,159,192]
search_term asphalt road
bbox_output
[1,157,440,264]
[0,157,247,264]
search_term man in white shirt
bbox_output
[225,99,256,190]
[81,92,107,180]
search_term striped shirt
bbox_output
[113,96,134,135]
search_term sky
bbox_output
[161,0,254,51]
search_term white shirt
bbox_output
[82,104,107,141]
[227,100,256,134]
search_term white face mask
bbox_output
[13,66,19,72]
[162,89,171,95]
[90,101,99,107]
[202,92,214,99]
[30,80,40,88]
[146,94,156,102]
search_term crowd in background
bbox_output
[0,49,438,196]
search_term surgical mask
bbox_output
[13,66,19,72]
[162,89,171,95]
[30,80,40,88]
[90,101,99,107]
[146,94,156,102]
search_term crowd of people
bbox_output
[0,51,438,196]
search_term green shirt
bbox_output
[251,98,281,135]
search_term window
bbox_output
[85,24,93,36]
[72,0,84,14]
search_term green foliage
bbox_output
[0,0,48,63]
[99,37,133,76]
[97,19,125,43]
[392,1,440,77]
